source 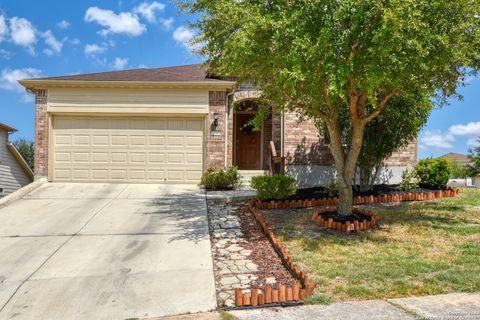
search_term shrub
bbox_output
[250,174,297,200]
[400,168,419,191]
[199,166,241,190]
[325,179,338,196]
[414,158,452,190]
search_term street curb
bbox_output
[0,178,48,208]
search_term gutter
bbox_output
[18,79,236,91]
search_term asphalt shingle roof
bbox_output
[29,64,227,83]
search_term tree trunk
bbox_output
[326,117,365,215]
[337,175,353,215]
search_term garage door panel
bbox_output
[92,135,109,145]
[53,116,204,183]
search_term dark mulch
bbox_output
[319,211,372,222]
[280,184,440,201]
[236,201,296,287]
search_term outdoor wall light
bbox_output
[213,112,219,129]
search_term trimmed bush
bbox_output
[199,166,241,190]
[251,174,297,200]
[414,158,452,190]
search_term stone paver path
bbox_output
[207,199,260,307]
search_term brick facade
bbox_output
[34,89,48,178]
[281,112,416,167]
[384,140,418,166]
[205,91,233,169]
[283,113,334,166]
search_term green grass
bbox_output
[276,188,480,303]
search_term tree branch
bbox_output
[362,89,401,123]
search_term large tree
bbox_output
[180,0,480,214]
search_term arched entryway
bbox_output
[233,100,264,169]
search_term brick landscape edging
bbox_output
[311,207,378,232]
[232,201,317,307]
[232,188,460,307]
[253,188,460,210]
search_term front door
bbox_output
[235,113,261,169]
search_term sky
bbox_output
[0,0,479,160]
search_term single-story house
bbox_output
[19,64,416,185]
[0,123,34,196]
[439,152,471,167]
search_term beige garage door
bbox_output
[52,116,204,183]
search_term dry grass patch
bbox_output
[269,188,480,303]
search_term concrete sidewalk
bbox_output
[154,293,480,320]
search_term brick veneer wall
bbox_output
[283,112,334,166]
[384,140,418,166]
[34,89,48,178]
[282,112,417,167]
[206,91,233,169]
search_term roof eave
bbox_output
[0,123,17,133]
[18,79,236,90]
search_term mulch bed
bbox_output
[277,184,443,201]
[236,202,296,287]
[319,211,372,223]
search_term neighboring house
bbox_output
[19,64,416,186]
[0,123,34,196]
[439,152,472,166]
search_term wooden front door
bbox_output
[235,113,261,169]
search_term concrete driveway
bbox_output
[0,183,216,320]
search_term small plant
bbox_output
[250,174,297,200]
[414,157,452,190]
[199,166,241,190]
[325,179,338,196]
[400,168,419,191]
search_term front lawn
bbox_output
[263,188,480,303]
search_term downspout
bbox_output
[225,89,235,167]
[280,111,285,156]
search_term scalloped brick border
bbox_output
[232,201,317,307]
[253,188,460,210]
[311,207,378,232]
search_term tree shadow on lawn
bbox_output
[272,200,479,247]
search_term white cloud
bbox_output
[0,68,42,102]
[84,43,106,56]
[42,30,63,56]
[420,130,455,149]
[449,122,480,137]
[173,25,194,49]
[160,17,174,30]
[0,15,8,42]
[85,7,146,36]
[9,17,37,55]
[70,38,81,45]
[133,2,165,23]
[56,20,70,29]
[112,57,128,69]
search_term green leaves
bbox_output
[180,0,479,118]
